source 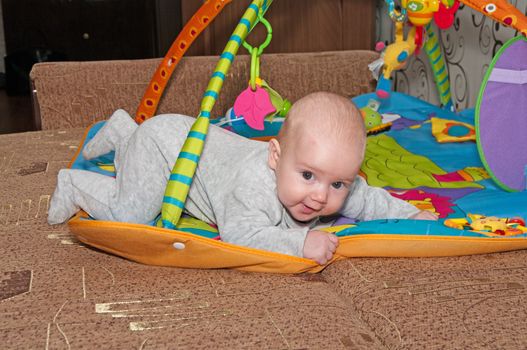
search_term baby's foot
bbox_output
[82,109,137,160]
[47,170,79,224]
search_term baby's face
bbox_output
[269,132,363,222]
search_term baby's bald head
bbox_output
[277,91,366,157]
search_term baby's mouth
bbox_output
[301,203,318,215]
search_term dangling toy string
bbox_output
[229,8,291,131]
[242,15,273,90]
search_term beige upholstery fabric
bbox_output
[2,130,527,348]
[30,50,378,130]
[2,51,525,348]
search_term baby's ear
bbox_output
[268,138,281,170]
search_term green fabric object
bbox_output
[362,134,482,189]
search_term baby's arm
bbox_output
[220,217,309,257]
[218,186,314,257]
[221,208,337,264]
[341,176,436,221]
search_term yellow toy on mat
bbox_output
[445,214,527,236]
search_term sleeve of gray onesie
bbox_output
[216,185,308,258]
[340,176,419,221]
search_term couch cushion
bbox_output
[323,253,527,349]
[30,50,377,130]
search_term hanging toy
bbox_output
[402,0,440,27]
[399,1,458,57]
[234,85,275,130]
[375,20,417,99]
[374,0,457,102]
[258,79,291,119]
[434,0,460,29]
[232,14,290,131]
[401,0,441,55]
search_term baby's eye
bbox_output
[302,171,313,180]
[332,182,344,189]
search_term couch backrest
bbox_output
[30,50,378,130]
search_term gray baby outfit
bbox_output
[48,109,419,257]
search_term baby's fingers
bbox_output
[325,250,334,263]
[327,234,339,252]
[328,233,339,244]
[316,255,329,265]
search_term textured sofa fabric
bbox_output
[1,51,525,348]
[30,50,378,130]
[2,129,527,348]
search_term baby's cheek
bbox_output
[331,191,350,212]
[277,183,302,206]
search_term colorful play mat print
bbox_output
[430,117,475,143]
[71,91,527,241]
[353,92,526,222]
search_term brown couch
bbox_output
[1,51,526,349]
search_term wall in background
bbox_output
[181,0,376,56]
[0,1,5,73]
[1,1,524,98]
[376,1,527,110]
[155,0,182,55]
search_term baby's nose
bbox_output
[311,185,328,204]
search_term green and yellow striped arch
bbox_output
[160,0,273,229]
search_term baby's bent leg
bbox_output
[48,114,188,225]
[48,167,165,225]
[110,124,172,222]
[48,169,117,224]
[82,109,138,160]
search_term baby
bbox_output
[48,92,436,264]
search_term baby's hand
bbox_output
[410,210,439,220]
[303,230,339,265]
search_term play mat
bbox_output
[68,90,527,273]
[66,0,527,273]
